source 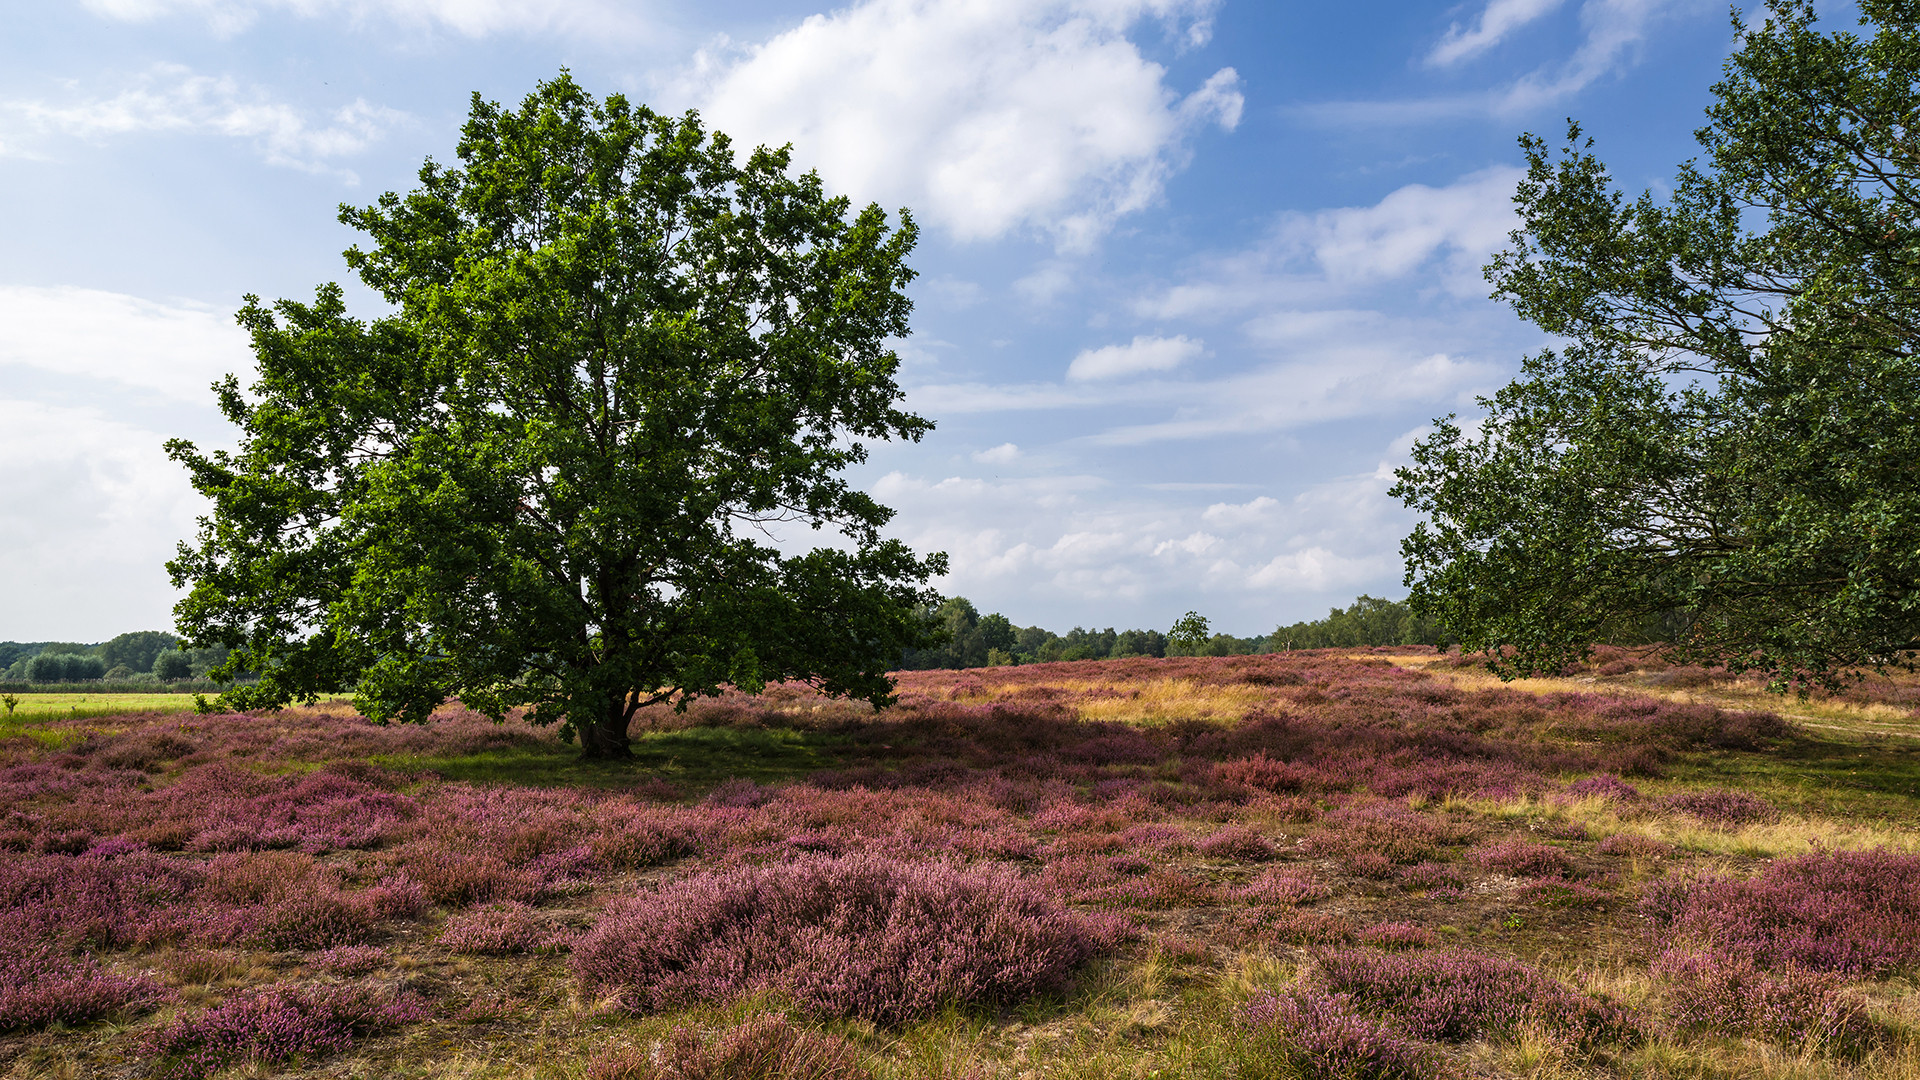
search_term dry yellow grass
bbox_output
[1364,654,1920,740]
[945,676,1276,726]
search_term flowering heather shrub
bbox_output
[1660,788,1778,826]
[1238,990,1432,1080]
[1214,753,1318,793]
[1397,862,1466,890]
[246,889,384,950]
[0,945,167,1030]
[1564,774,1640,801]
[1469,839,1575,879]
[1197,825,1277,861]
[1310,802,1476,866]
[141,982,426,1080]
[706,778,777,808]
[313,946,386,977]
[573,854,1124,1025]
[1117,823,1192,852]
[586,1014,875,1080]
[1236,866,1332,905]
[1346,853,1398,880]
[587,804,707,870]
[1594,833,1674,858]
[1653,949,1879,1053]
[1312,948,1638,1045]
[441,901,568,955]
[1645,849,1920,973]
[1359,923,1439,950]
[1230,906,1356,948]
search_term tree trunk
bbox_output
[580,702,633,759]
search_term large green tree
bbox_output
[1394,0,1920,690]
[167,74,945,756]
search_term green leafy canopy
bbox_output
[167,73,946,754]
[1393,0,1920,691]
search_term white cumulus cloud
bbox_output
[972,442,1022,464]
[690,0,1242,248]
[1068,334,1203,380]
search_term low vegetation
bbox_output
[2,650,1918,1078]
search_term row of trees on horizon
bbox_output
[898,594,1445,671]
[1,595,1440,686]
[0,633,231,686]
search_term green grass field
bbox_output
[0,692,204,723]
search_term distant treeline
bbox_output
[0,633,231,685]
[898,594,1440,670]
[1270,594,1445,650]
[9,595,1440,684]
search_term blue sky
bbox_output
[1,0,1774,640]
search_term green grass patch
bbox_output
[1666,733,1920,824]
[371,725,851,792]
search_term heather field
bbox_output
[6,651,1920,1079]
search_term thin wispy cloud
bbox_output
[80,0,652,39]
[1427,0,1567,66]
[1301,0,1707,125]
[1068,335,1204,381]
[3,64,406,176]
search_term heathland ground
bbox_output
[4,648,1920,1079]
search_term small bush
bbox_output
[572,854,1123,1025]
[1564,774,1639,802]
[313,946,386,977]
[0,946,167,1030]
[1197,825,1278,861]
[1644,848,1920,974]
[141,982,425,1080]
[1469,839,1575,879]
[1312,947,1637,1045]
[441,901,566,955]
[1235,866,1332,905]
[1238,990,1432,1080]
[1654,949,1878,1054]
[1660,789,1778,826]
[586,1014,874,1080]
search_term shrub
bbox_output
[1653,949,1878,1054]
[1396,862,1465,890]
[1197,825,1278,861]
[1564,774,1640,801]
[1660,789,1778,826]
[1235,866,1332,905]
[572,854,1123,1025]
[441,901,566,955]
[1312,947,1637,1045]
[313,946,386,977]
[1643,848,1920,973]
[586,1014,875,1080]
[1469,839,1575,879]
[0,946,167,1030]
[141,982,425,1080]
[1238,990,1432,1080]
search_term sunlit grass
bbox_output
[946,676,1277,726]
[0,692,203,723]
